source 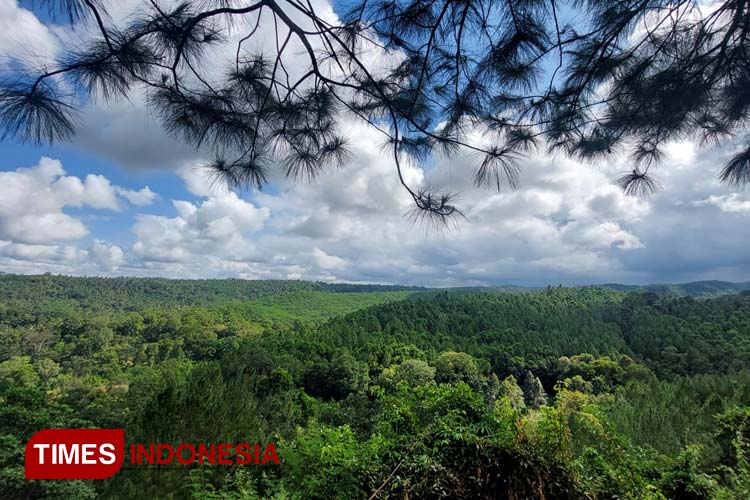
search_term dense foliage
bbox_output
[0,274,422,317]
[599,281,750,298]
[2,276,750,498]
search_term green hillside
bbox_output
[238,290,418,322]
[598,280,750,297]
[0,274,423,320]
[2,278,750,498]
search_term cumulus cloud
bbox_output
[0,241,80,262]
[0,240,124,275]
[0,0,58,66]
[55,113,730,285]
[0,157,157,243]
[3,138,749,284]
[116,186,159,206]
[178,165,229,198]
[88,240,125,269]
[693,194,750,213]
[131,192,269,267]
[0,158,93,243]
[0,157,156,272]
[120,118,650,284]
[312,247,348,271]
[2,1,750,284]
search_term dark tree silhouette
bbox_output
[2,0,750,220]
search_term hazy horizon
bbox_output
[2,271,749,291]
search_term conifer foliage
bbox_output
[2,0,750,219]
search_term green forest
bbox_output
[2,275,750,499]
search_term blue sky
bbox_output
[0,0,749,286]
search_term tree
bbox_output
[392,359,436,387]
[660,446,722,500]
[303,353,369,400]
[716,406,750,467]
[522,370,548,409]
[434,351,481,388]
[498,375,526,411]
[2,0,749,222]
[0,356,40,392]
[22,328,55,358]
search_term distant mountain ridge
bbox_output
[0,274,747,307]
[445,280,750,297]
[596,280,750,297]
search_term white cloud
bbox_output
[81,174,121,210]
[131,192,269,266]
[0,157,158,273]
[693,194,750,213]
[312,247,347,271]
[131,214,191,263]
[4,138,749,284]
[0,241,76,262]
[665,140,696,165]
[178,165,230,198]
[0,0,58,66]
[3,213,89,244]
[116,186,158,206]
[123,117,650,285]
[0,240,88,275]
[0,239,123,274]
[566,221,645,250]
[2,1,750,284]
[88,240,125,270]
[0,157,159,244]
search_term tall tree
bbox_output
[2,0,750,221]
[522,370,548,409]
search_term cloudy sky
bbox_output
[0,0,749,287]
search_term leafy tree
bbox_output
[498,374,526,411]
[522,370,548,409]
[0,356,39,391]
[716,406,750,467]
[3,0,750,222]
[392,359,436,387]
[303,353,369,400]
[433,351,482,389]
[660,446,723,500]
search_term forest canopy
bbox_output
[1,275,750,498]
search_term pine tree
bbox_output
[522,370,548,409]
[498,375,526,411]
